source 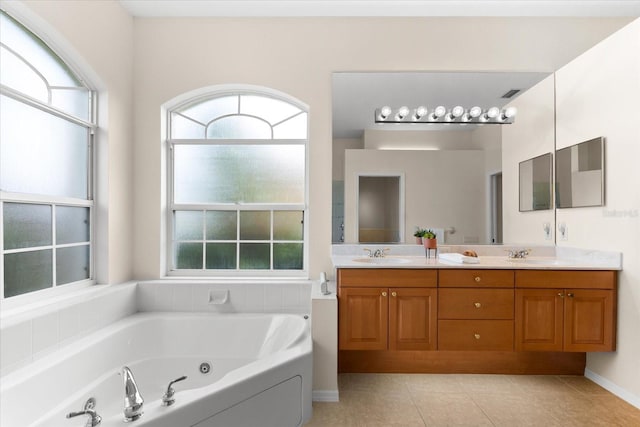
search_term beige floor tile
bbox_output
[456,374,523,395]
[413,392,494,427]
[402,373,466,394]
[338,373,411,398]
[506,374,576,397]
[472,393,563,427]
[304,401,358,427]
[556,375,611,396]
[339,390,426,427]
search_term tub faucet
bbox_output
[162,375,187,406]
[66,397,101,427]
[122,366,144,422]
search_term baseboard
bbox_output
[585,368,640,409]
[312,389,339,402]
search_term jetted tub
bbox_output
[0,312,312,427]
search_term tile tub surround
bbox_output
[332,244,622,270]
[304,373,640,426]
[0,280,311,376]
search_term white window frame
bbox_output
[166,87,309,278]
[0,9,97,302]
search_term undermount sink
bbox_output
[352,257,412,265]
[507,258,573,266]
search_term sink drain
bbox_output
[199,362,211,374]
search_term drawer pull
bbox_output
[382,291,387,297]
[391,291,397,297]
[474,333,481,340]
[567,293,574,298]
[474,302,482,308]
[557,292,564,298]
[474,276,481,283]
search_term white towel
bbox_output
[439,253,480,264]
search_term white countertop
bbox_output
[331,245,622,270]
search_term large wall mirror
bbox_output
[519,153,552,211]
[332,71,552,245]
[556,137,604,208]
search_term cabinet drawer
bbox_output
[338,268,437,287]
[438,320,514,351]
[439,289,514,319]
[515,270,616,289]
[439,269,514,288]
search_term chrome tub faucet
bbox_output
[66,397,102,427]
[122,366,144,422]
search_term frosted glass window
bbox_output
[206,116,271,139]
[274,211,303,240]
[56,245,90,284]
[0,95,89,199]
[240,95,301,125]
[168,89,307,273]
[0,46,48,102]
[206,211,237,240]
[3,203,52,250]
[4,250,53,298]
[174,211,203,240]
[239,243,270,269]
[240,211,270,240]
[206,243,236,269]
[273,112,308,139]
[51,88,91,120]
[175,243,203,269]
[274,243,303,270]
[56,206,90,245]
[174,145,305,204]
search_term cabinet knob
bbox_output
[557,292,564,298]
[474,276,481,283]
[474,302,482,308]
[474,333,481,340]
[567,293,574,298]
[391,291,397,297]
[382,291,387,297]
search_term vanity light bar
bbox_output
[375,106,517,124]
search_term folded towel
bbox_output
[439,253,480,264]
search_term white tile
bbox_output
[264,285,283,312]
[136,282,157,312]
[154,283,175,311]
[58,306,79,343]
[172,284,193,311]
[281,283,302,310]
[32,312,58,356]
[244,283,265,312]
[0,321,32,370]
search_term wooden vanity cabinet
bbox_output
[338,269,437,351]
[515,271,617,352]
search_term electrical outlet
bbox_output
[558,222,568,241]
[543,222,552,240]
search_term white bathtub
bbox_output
[0,312,312,427]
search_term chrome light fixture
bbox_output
[375,105,517,124]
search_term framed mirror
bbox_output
[555,137,604,208]
[519,153,552,211]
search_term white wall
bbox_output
[502,74,556,245]
[554,19,640,405]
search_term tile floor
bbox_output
[305,374,640,426]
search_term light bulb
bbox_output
[430,105,446,120]
[451,106,464,118]
[415,106,427,120]
[380,106,392,120]
[397,106,410,120]
[469,106,482,118]
[485,107,500,120]
[502,106,517,119]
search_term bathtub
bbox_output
[0,312,312,427]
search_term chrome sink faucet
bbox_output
[122,366,144,422]
[507,248,531,259]
[364,248,390,258]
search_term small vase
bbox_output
[415,237,423,245]
[423,238,437,249]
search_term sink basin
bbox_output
[352,257,412,265]
[507,258,573,266]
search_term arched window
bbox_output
[168,89,308,275]
[0,10,96,299]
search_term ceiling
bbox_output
[332,72,550,138]
[119,1,640,17]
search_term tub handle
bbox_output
[67,397,102,426]
[162,375,187,407]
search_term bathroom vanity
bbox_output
[333,251,619,374]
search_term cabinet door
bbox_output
[564,289,615,352]
[339,287,388,350]
[515,289,564,351]
[389,288,437,351]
